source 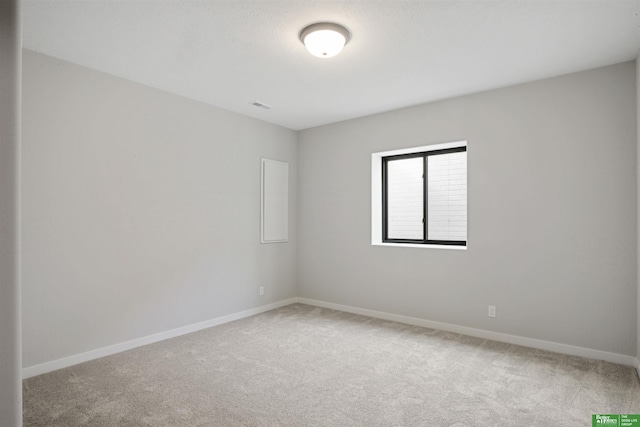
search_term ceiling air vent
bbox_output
[250,101,272,110]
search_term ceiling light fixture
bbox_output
[299,22,351,59]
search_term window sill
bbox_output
[372,242,467,250]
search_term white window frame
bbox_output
[371,140,467,250]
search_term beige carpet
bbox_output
[23,303,640,426]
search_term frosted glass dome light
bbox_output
[299,23,351,59]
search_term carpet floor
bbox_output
[23,303,640,426]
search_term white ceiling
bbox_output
[22,1,640,131]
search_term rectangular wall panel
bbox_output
[261,158,289,243]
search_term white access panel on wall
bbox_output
[261,158,288,243]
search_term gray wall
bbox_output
[298,62,637,356]
[637,54,640,367]
[21,50,298,369]
[0,0,22,427]
[0,0,22,425]
[20,49,640,371]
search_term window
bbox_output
[372,141,467,249]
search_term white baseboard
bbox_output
[297,298,638,369]
[22,298,298,379]
[23,296,638,379]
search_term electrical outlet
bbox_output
[259,287,264,296]
[488,305,496,318]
